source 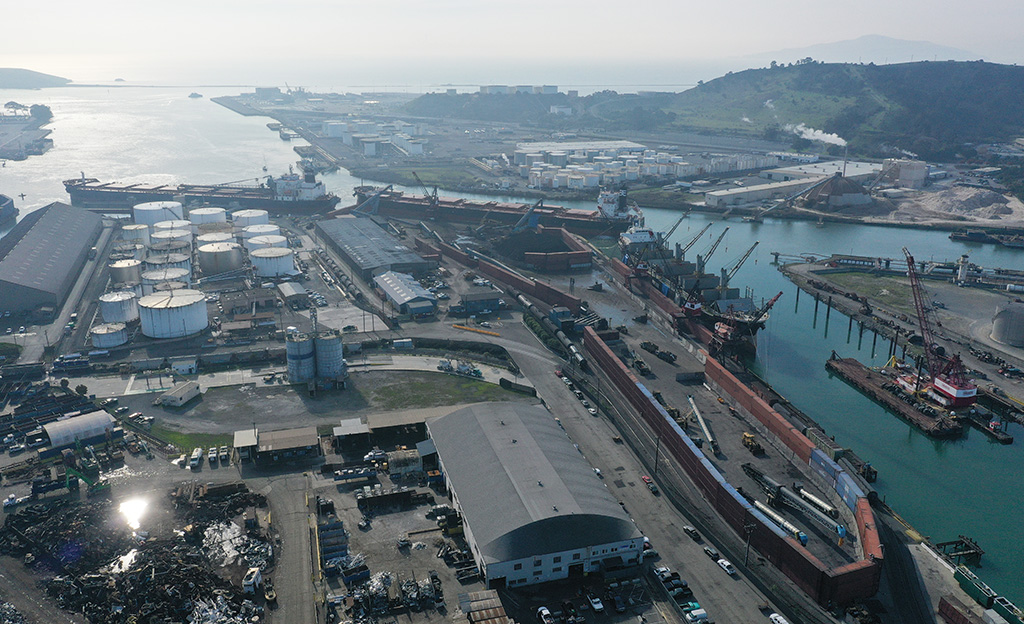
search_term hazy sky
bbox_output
[6,0,1022,87]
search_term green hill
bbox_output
[0,68,70,89]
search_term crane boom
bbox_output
[902,247,940,374]
[702,227,729,265]
[411,172,438,206]
[726,241,759,284]
[680,223,713,257]
[662,214,687,243]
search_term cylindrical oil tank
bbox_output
[151,229,192,248]
[112,242,147,260]
[250,247,294,277]
[286,332,316,383]
[198,242,244,276]
[148,240,191,255]
[315,331,347,379]
[91,323,128,348]
[111,282,143,297]
[153,219,192,231]
[144,252,192,273]
[142,267,190,288]
[195,222,234,237]
[122,223,151,247]
[153,280,187,293]
[232,209,269,228]
[196,232,234,246]
[991,302,1024,347]
[240,224,281,242]
[245,234,288,251]
[188,207,227,228]
[133,201,183,226]
[109,259,143,284]
[139,289,208,338]
[99,291,140,323]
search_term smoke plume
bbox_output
[784,123,847,147]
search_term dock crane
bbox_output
[696,227,729,275]
[510,199,545,234]
[411,172,439,208]
[678,222,713,261]
[746,175,835,222]
[719,241,759,290]
[659,213,688,246]
[349,184,393,216]
[901,247,977,407]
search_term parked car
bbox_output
[612,596,626,613]
[717,559,737,576]
[768,614,790,624]
[588,595,604,613]
[537,607,554,624]
[703,546,720,560]
[682,526,701,541]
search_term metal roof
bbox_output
[0,202,102,298]
[277,282,307,299]
[460,289,501,303]
[373,271,436,306]
[257,426,318,452]
[43,411,115,448]
[334,418,370,437]
[428,403,640,564]
[317,216,427,273]
[234,428,259,448]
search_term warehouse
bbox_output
[232,426,322,465]
[0,202,102,316]
[277,281,309,308]
[373,270,437,316]
[427,403,643,589]
[459,289,502,315]
[315,216,436,280]
[43,411,116,449]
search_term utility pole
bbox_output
[744,521,757,566]
[653,434,662,477]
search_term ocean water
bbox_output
[2,86,1023,602]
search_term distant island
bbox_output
[0,68,70,89]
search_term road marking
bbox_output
[124,374,136,394]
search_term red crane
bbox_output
[902,247,976,408]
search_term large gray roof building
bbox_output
[427,403,642,588]
[373,270,436,315]
[315,216,435,279]
[0,202,102,314]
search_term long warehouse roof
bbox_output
[428,403,640,564]
[317,216,426,272]
[0,202,102,296]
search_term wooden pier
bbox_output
[825,354,964,439]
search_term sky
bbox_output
[5,0,1023,88]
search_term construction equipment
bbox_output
[741,432,765,456]
[411,172,439,208]
[351,184,394,215]
[656,350,677,363]
[633,358,651,376]
[66,466,110,496]
[640,341,659,354]
[902,247,977,408]
[510,198,545,234]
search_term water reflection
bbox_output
[119,497,148,531]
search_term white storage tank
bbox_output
[109,259,143,284]
[111,282,143,297]
[245,234,288,251]
[195,222,235,237]
[153,219,192,232]
[112,242,147,260]
[286,331,316,383]
[151,229,192,248]
[240,224,281,242]
[139,289,208,339]
[121,223,151,247]
[188,206,227,228]
[91,323,128,348]
[99,291,140,323]
[133,201,183,226]
[232,209,269,228]
[991,302,1024,347]
[198,242,244,276]
[315,331,347,379]
[141,268,191,295]
[196,232,234,246]
[144,252,192,273]
[250,247,294,277]
[153,280,188,293]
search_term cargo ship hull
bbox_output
[353,188,636,236]
[63,179,339,215]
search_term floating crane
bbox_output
[901,247,977,407]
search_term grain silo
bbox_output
[250,247,294,277]
[286,331,316,383]
[99,291,140,323]
[153,219,192,232]
[991,302,1024,347]
[138,289,208,338]
[315,331,347,380]
[133,201,183,226]
[109,259,143,284]
[232,209,269,228]
[245,234,288,251]
[197,242,244,275]
[91,323,128,348]
[144,252,191,273]
[121,224,151,247]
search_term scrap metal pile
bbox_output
[0,482,273,623]
[0,602,30,624]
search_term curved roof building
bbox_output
[427,403,642,587]
[43,411,116,449]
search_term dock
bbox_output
[825,354,964,439]
[963,412,1014,444]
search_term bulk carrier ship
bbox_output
[350,186,643,236]
[63,170,339,215]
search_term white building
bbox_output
[427,403,643,589]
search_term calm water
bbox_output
[2,86,1023,602]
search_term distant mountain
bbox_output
[0,68,70,89]
[744,35,977,67]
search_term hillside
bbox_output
[0,68,70,89]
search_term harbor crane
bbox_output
[510,199,545,234]
[902,247,976,407]
[696,227,729,275]
[347,184,393,216]
[720,241,759,290]
[660,213,688,246]
[679,222,713,261]
[411,172,439,208]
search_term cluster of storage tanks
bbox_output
[285,329,348,385]
[95,202,298,346]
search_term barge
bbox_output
[825,353,964,439]
[350,186,642,237]
[63,170,340,215]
